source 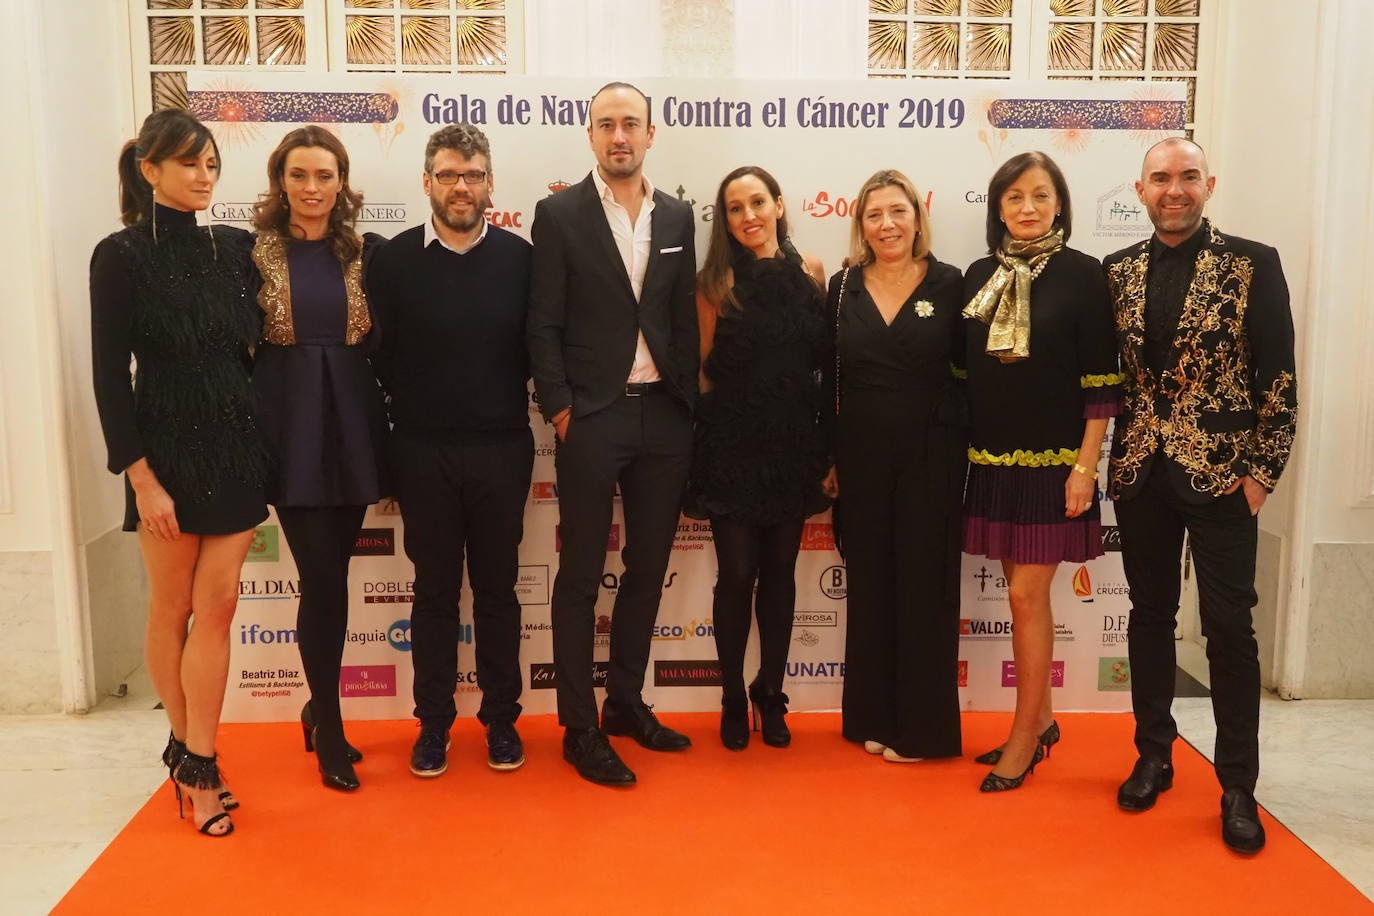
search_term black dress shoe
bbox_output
[601,699,691,751]
[1220,788,1266,853]
[486,720,525,771]
[562,727,636,786]
[1117,756,1174,811]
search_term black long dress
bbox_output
[90,203,267,535]
[824,257,966,759]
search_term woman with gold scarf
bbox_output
[961,151,1122,792]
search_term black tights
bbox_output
[276,505,367,746]
[709,515,804,700]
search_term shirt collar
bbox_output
[1150,220,1207,262]
[425,214,488,255]
[590,168,656,209]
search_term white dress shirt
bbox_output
[424,214,488,255]
[591,168,660,384]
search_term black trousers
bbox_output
[392,427,533,730]
[709,515,804,700]
[552,390,693,728]
[277,504,368,732]
[1115,459,1261,791]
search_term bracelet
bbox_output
[1071,463,1098,480]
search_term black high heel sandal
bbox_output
[301,701,362,763]
[748,681,792,748]
[978,742,1046,793]
[973,720,1060,766]
[173,749,235,836]
[162,731,238,811]
[720,696,750,750]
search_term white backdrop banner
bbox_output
[190,74,1182,722]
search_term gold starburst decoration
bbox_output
[402,0,449,8]
[203,0,249,8]
[1048,21,1092,69]
[1153,0,1199,14]
[258,16,305,66]
[457,15,505,66]
[1101,21,1144,70]
[1153,23,1197,70]
[915,0,959,14]
[966,23,1010,69]
[148,0,193,9]
[869,0,907,12]
[402,16,450,65]
[1048,0,1091,14]
[913,21,959,70]
[968,0,1013,15]
[149,17,195,65]
[1102,0,1146,14]
[259,0,305,8]
[151,71,188,111]
[868,20,906,69]
[204,16,251,65]
[347,15,394,64]
[346,1,395,8]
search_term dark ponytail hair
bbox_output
[117,109,220,227]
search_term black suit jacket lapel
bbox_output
[578,176,636,302]
[638,194,668,310]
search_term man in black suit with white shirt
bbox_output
[527,82,698,785]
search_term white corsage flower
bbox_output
[914,300,935,317]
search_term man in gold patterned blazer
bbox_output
[1103,138,1297,854]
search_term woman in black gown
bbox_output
[961,151,1121,792]
[250,127,388,791]
[687,166,828,750]
[91,110,265,836]
[825,169,965,764]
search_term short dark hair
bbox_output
[424,123,491,174]
[984,150,1072,253]
[590,81,652,127]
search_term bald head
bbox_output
[1135,136,1215,246]
[1141,137,1209,180]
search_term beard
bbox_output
[430,186,489,232]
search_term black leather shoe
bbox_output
[1117,756,1173,811]
[562,727,636,786]
[1220,788,1266,853]
[748,682,791,748]
[409,727,450,778]
[601,698,691,751]
[486,720,525,771]
[720,697,749,750]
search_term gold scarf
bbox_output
[962,227,1064,362]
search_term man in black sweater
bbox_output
[369,124,533,778]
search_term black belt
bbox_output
[624,381,666,397]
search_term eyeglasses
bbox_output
[431,169,488,186]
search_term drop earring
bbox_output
[150,188,158,242]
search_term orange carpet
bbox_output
[54,713,1370,915]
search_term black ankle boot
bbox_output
[748,682,791,748]
[720,697,749,750]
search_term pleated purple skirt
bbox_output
[962,463,1104,565]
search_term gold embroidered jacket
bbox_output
[252,230,371,346]
[1103,221,1297,499]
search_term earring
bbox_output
[150,188,158,242]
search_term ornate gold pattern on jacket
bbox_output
[253,231,371,346]
[1105,222,1298,499]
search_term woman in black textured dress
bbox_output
[688,166,828,750]
[824,169,966,764]
[961,151,1121,792]
[91,110,266,836]
[250,127,388,791]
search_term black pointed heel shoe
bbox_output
[301,701,362,763]
[974,720,1060,766]
[310,726,361,792]
[748,682,791,748]
[978,742,1045,793]
[720,697,749,750]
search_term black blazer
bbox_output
[527,173,699,421]
[1104,220,1297,500]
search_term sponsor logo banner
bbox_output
[517,565,550,605]
[1101,613,1130,647]
[1001,660,1065,688]
[387,619,411,651]
[237,665,304,699]
[363,580,414,604]
[245,525,279,563]
[652,619,714,641]
[529,661,608,689]
[239,623,297,645]
[1098,657,1132,690]
[1100,524,1123,552]
[786,660,846,681]
[239,578,300,600]
[794,610,838,627]
[353,527,396,556]
[800,523,835,551]
[653,659,722,686]
[819,565,847,599]
[340,665,397,698]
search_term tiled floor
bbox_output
[2,654,1371,915]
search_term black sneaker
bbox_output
[409,727,450,778]
[486,720,525,771]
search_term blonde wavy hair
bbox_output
[846,169,933,267]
